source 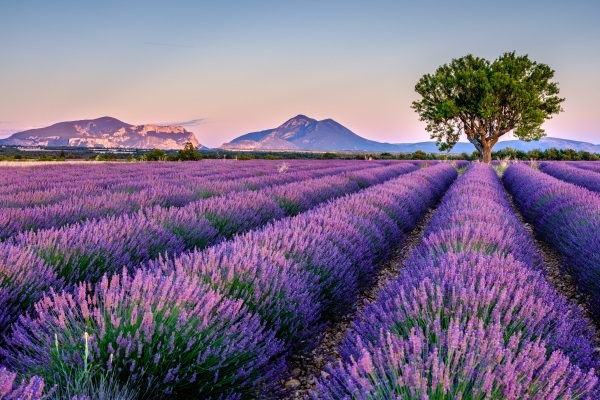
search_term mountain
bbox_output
[0,117,203,150]
[386,138,600,154]
[221,115,395,151]
[493,137,600,153]
[221,115,600,153]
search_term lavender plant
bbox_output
[504,163,600,320]
[13,214,186,287]
[153,163,457,352]
[314,163,599,399]
[316,321,597,399]
[0,160,395,239]
[3,268,284,399]
[0,367,46,400]
[540,162,600,193]
[572,161,600,175]
[0,243,60,335]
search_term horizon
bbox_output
[3,114,599,149]
[1,1,599,148]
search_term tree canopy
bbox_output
[176,142,202,161]
[411,52,564,163]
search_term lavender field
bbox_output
[1,159,599,400]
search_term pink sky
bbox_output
[1,1,598,148]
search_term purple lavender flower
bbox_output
[540,161,600,193]
[0,243,60,335]
[13,214,186,287]
[152,163,457,351]
[314,163,599,398]
[0,367,46,400]
[3,268,284,398]
[504,163,600,319]
[316,321,598,399]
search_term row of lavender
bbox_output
[0,160,358,200]
[0,163,457,399]
[0,160,394,239]
[504,163,600,320]
[539,161,600,193]
[0,162,419,343]
[315,163,598,399]
[571,161,600,174]
[0,160,311,207]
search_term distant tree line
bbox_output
[1,143,599,162]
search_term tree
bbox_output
[145,148,166,161]
[411,52,564,163]
[176,142,202,161]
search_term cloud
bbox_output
[155,118,207,127]
[142,41,195,49]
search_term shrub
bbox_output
[3,268,284,399]
[0,243,60,335]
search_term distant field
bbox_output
[0,159,599,399]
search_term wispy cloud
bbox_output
[155,118,207,127]
[142,41,195,49]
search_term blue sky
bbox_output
[1,0,599,147]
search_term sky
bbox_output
[1,0,599,148]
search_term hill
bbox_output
[221,115,393,151]
[0,117,203,150]
[221,115,599,153]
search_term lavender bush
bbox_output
[572,161,600,174]
[540,161,600,193]
[0,243,60,335]
[12,163,417,294]
[504,163,600,319]
[0,160,451,397]
[0,367,46,400]
[3,268,284,399]
[13,214,186,288]
[316,320,597,399]
[0,160,395,239]
[314,163,599,399]
[153,164,457,351]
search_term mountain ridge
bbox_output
[0,117,202,150]
[221,115,600,153]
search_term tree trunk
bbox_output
[482,144,492,164]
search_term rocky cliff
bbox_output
[0,117,202,150]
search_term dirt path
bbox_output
[278,206,437,399]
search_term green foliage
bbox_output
[48,333,139,400]
[412,52,564,162]
[411,150,427,160]
[91,154,118,161]
[493,147,599,161]
[175,142,202,161]
[144,148,166,161]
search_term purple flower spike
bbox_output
[0,367,46,400]
[0,243,60,335]
[314,163,599,399]
[540,162,600,193]
[504,163,600,319]
[3,268,284,398]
